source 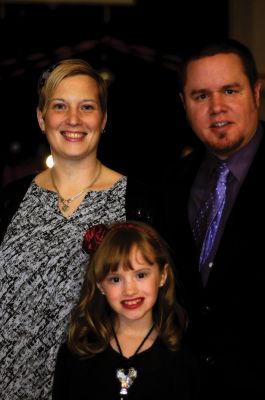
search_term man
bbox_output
[164,39,265,399]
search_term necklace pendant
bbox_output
[116,367,137,395]
[58,196,71,212]
[61,203,69,212]
[112,324,154,397]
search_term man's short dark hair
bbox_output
[178,38,259,94]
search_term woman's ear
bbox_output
[101,112,107,133]
[159,264,168,287]
[36,108,45,132]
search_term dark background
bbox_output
[0,0,229,185]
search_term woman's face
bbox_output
[37,74,107,162]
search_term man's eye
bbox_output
[196,93,207,100]
[224,89,236,95]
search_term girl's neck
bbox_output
[114,315,154,338]
[111,319,157,359]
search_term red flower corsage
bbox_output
[83,223,109,255]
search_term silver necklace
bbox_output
[112,324,155,399]
[51,161,102,212]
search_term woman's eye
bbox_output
[82,104,94,111]
[52,103,66,110]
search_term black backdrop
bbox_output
[0,0,229,185]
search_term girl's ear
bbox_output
[96,283,105,295]
[159,264,168,287]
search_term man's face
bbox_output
[181,53,261,159]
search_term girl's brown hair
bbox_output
[68,220,188,358]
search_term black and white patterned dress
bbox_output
[0,177,127,400]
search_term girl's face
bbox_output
[37,74,107,162]
[98,245,168,326]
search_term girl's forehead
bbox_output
[111,251,155,273]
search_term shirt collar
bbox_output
[205,123,263,184]
[227,123,263,183]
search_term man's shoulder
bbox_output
[165,146,204,181]
[126,175,155,195]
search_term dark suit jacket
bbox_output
[164,125,265,398]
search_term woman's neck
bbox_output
[51,157,99,186]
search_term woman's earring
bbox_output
[101,128,105,134]
[41,130,45,135]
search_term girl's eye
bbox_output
[137,272,147,279]
[109,276,120,284]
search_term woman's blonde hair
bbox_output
[37,58,108,117]
[68,220,188,358]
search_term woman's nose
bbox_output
[66,107,81,125]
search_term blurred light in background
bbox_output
[46,154,54,168]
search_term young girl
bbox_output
[52,221,199,399]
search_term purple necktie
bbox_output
[192,162,230,270]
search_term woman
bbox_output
[0,59,160,400]
[53,221,199,400]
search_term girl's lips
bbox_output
[121,297,144,309]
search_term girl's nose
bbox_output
[122,279,137,297]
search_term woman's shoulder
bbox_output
[1,174,34,195]
[0,174,35,242]
[0,174,35,212]
[95,164,124,191]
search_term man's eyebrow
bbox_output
[222,82,241,89]
[190,88,209,96]
[189,82,241,96]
